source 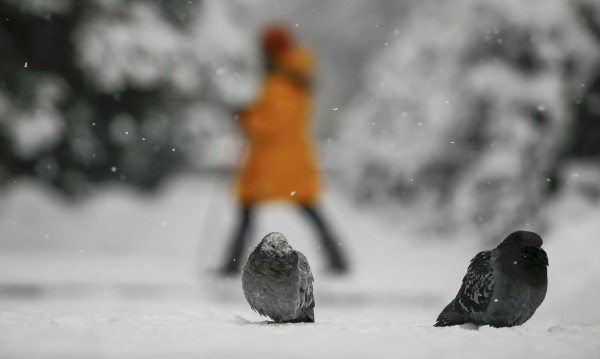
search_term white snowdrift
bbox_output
[0,175,599,358]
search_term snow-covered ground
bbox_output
[1,174,599,358]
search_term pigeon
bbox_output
[241,232,315,323]
[435,230,548,328]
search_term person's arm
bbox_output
[236,91,277,139]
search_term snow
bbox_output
[75,0,257,103]
[336,0,600,241]
[1,174,600,358]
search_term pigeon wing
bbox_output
[296,251,315,322]
[241,252,272,318]
[435,250,494,326]
[458,250,494,313]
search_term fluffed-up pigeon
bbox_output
[242,232,315,323]
[435,230,548,328]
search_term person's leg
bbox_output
[299,204,349,273]
[220,205,253,274]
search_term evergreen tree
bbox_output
[0,0,255,196]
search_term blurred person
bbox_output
[220,24,349,275]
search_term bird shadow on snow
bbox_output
[232,316,268,325]
[231,315,484,330]
[459,323,480,330]
[232,315,314,326]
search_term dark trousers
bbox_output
[221,204,348,273]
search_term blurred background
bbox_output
[2,0,600,356]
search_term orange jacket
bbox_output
[235,47,320,205]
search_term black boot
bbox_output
[320,235,349,273]
[300,205,349,273]
[219,206,253,275]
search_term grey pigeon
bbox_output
[435,230,548,328]
[242,232,315,323]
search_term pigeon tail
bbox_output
[435,302,466,327]
[302,304,315,323]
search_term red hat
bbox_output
[260,24,293,56]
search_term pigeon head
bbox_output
[498,230,543,249]
[259,232,294,256]
[498,231,548,276]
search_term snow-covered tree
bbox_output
[338,0,600,240]
[0,0,257,195]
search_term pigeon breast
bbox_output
[242,248,308,322]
